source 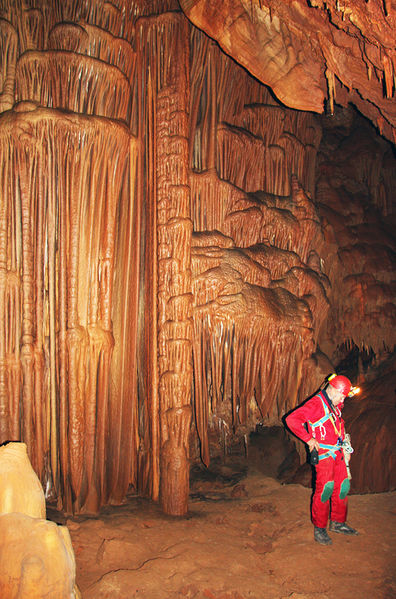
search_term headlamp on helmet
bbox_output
[327,374,352,397]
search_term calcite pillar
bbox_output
[141,13,193,515]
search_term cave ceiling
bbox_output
[179,0,396,144]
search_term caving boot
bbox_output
[314,526,332,545]
[329,521,358,535]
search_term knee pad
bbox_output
[321,481,334,502]
[339,478,350,499]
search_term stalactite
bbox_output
[217,124,267,193]
[48,22,136,82]
[74,0,181,41]
[188,30,331,463]
[216,104,321,197]
[234,105,285,147]
[191,222,324,465]
[188,34,334,461]
[230,105,321,197]
[191,284,314,465]
[0,108,131,513]
[0,19,18,112]
[134,15,165,504]
[335,274,396,354]
[16,51,131,122]
[325,68,335,115]
[21,8,44,50]
[189,29,210,168]
[190,26,276,175]
[106,138,140,506]
[191,171,245,232]
[192,171,323,264]
[0,133,17,442]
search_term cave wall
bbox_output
[0,0,395,515]
[189,30,327,464]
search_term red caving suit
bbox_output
[286,390,350,528]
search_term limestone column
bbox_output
[153,14,193,515]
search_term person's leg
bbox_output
[329,452,348,523]
[312,457,335,544]
[312,456,335,528]
[329,452,358,535]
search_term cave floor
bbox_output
[57,471,395,599]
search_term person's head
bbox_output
[326,374,352,406]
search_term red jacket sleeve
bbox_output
[285,395,324,443]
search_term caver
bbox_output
[285,374,359,545]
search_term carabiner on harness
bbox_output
[340,433,354,454]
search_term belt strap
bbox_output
[318,442,342,460]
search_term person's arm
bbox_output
[307,437,320,452]
[285,396,321,451]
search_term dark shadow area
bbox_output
[248,424,312,489]
[189,456,248,501]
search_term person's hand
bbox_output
[307,438,320,452]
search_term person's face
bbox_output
[327,385,345,406]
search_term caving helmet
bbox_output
[327,374,352,397]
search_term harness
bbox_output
[309,395,344,461]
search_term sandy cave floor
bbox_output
[51,469,396,599]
